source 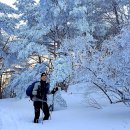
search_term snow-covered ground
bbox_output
[0,85,130,130]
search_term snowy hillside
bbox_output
[0,85,130,130]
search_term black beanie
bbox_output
[41,72,46,77]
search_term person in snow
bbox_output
[32,72,58,123]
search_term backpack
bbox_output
[26,81,39,99]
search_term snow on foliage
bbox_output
[0,2,18,34]
[0,2,16,14]
[1,0,130,108]
[3,63,47,98]
[10,40,48,60]
[50,55,72,88]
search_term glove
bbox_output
[51,87,58,94]
[55,87,58,91]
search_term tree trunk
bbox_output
[0,75,2,99]
[113,4,120,25]
[38,56,42,63]
[111,0,120,34]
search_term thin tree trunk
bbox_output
[112,0,120,25]
[0,75,2,99]
[54,42,57,58]
[38,56,42,63]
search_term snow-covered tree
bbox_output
[69,24,130,106]
[3,1,67,109]
[9,0,48,61]
[77,0,130,42]
[14,0,39,28]
[2,0,130,108]
[93,24,130,105]
[0,2,18,69]
[38,0,95,86]
[56,13,130,106]
[0,2,19,98]
[50,55,72,88]
[3,63,47,98]
[39,0,91,51]
[0,2,17,34]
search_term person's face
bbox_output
[41,75,46,81]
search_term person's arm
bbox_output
[51,87,58,94]
[32,82,40,96]
[47,83,58,94]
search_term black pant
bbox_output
[34,101,50,120]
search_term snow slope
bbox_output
[0,87,130,130]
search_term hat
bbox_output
[41,72,47,77]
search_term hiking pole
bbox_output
[49,93,55,120]
[52,93,55,111]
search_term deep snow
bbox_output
[0,86,130,130]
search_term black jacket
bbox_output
[32,81,50,101]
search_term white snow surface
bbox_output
[0,85,130,130]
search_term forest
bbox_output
[0,0,130,107]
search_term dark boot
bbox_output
[43,117,49,120]
[43,113,50,120]
[34,118,39,123]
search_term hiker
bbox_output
[32,72,58,123]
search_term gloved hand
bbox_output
[55,87,58,91]
[51,87,58,94]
